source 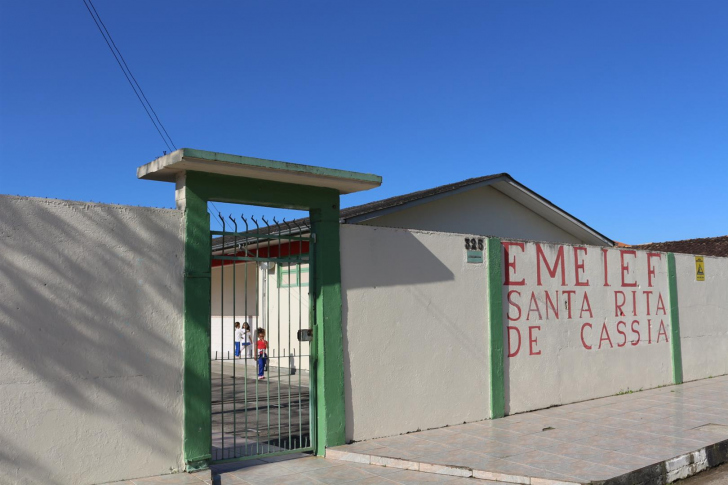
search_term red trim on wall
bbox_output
[211,241,310,267]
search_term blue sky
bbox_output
[1,1,726,244]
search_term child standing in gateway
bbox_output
[256,328,268,380]
[242,322,252,359]
[234,322,244,358]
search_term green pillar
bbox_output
[181,178,212,470]
[486,238,505,419]
[667,252,683,384]
[310,201,346,454]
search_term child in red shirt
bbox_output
[256,328,268,380]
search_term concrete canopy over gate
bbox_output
[138,148,381,470]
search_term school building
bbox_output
[209,171,614,372]
[1,148,726,484]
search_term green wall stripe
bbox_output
[182,178,213,470]
[486,238,505,419]
[311,205,346,454]
[667,252,683,384]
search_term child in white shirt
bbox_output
[242,322,253,359]
[234,322,244,358]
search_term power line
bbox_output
[210,201,224,216]
[82,0,176,152]
[86,0,177,150]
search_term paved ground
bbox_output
[102,454,512,484]
[99,469,212,485]
[102,375,728,485]
[101,454,728,485]
[328,375,728,484]
[212,454,503,484]
[211,360,311,461]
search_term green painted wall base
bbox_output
[185,457,212,472]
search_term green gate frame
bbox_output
[182,171,346,470]
[138,149,381,470]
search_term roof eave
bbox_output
[341,175,512,224]
[493,180,614,247]
[342,174,614,247]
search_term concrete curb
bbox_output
[599,439,728,485]
[326,438,728,485]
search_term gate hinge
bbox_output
[311,233,316,243]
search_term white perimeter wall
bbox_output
[341,226,727,442]
[502,240,674,414]
[0,195,184,485]
[341,224,490,442]
[675,254,728,382]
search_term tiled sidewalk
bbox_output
[327,375,728,484]
[212,455,498,484]
[102,455,500,484]
[102,376,728,485]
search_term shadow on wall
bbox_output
[341,228,455,289]
[0,196,185,485]
[342,228,491,440]
[501,281,512,416]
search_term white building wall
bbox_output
[0,195,184,485]
[675,254,728,382]
[359,186,585,245]
[209,253,312,370]
[502,240,673,414]
[258,263,311,372]
[210,262,260,360]
[341,224,490,442]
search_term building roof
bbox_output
[212,172,614,250]
[337,173,508,222]
[338,173,613,246]
[632,235,728,257]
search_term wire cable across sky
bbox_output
[82,0,177,153]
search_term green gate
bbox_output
[137,148,382,470]
[210,215,316,462]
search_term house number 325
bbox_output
[464,238,484,250]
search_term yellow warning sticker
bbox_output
[695,256,705,281]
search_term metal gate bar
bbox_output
[210,214,314,463]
